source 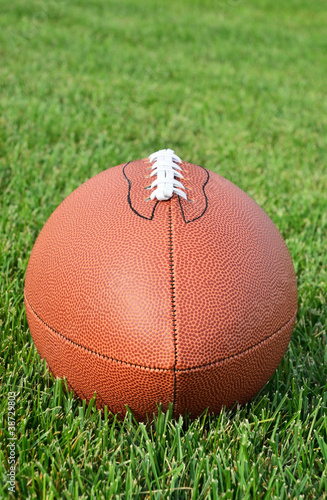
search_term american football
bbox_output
[24,148,297,421]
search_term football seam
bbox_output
[168,199,178,412]
[25,294,296,373]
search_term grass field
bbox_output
[1,0,327,498]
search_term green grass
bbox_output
[1,0,327,498]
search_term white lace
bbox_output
[148,149,187,201]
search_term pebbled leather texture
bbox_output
[25,156,298,420]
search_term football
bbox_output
[25,149,298,420]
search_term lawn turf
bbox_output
[0,0,327,498]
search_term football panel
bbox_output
[25,295,175,421]
[173,310,296,419]
[171,169,297,369]
[25,162,176,370]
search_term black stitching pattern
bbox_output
[178,165,210,223]
[25,294,296,373]
[123,162,160,221]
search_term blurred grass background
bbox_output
[1,0,327,498]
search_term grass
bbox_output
[1,0,327,498]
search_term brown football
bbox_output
[25,149,297,421]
